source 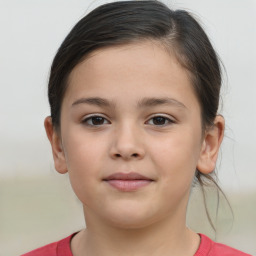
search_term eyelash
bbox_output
[81,114,175,127]
[81,115,110,126]
[146,115,175,126]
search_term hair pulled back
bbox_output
[48,0,221,130]
[47,0,225,230]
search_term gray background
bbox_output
[0,1,255,255]
[0,0,255,190]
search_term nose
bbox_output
[109,123,145,161]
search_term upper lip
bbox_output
[103,172,153,181]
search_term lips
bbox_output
[103,172,153,192]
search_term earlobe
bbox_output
[44,116,68,174]
[196,115,225,174]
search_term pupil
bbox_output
[92,117,104,125]
[153,117,165,125]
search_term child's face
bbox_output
[49,41,216,228]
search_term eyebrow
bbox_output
[72,96,187,109]
[72,97,114,108]
[137,97,187,109]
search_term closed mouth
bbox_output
[103,172,153,191]
[103,172,153,181]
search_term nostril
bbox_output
[114,153,139,158]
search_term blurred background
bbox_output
[0,0,255,255]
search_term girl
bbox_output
[22,1,252,255]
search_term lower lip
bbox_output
[105,180,152,192]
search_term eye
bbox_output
[82,115,110,126]
[147,115,174,126]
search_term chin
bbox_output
[101,203,160,229]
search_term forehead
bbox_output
[68,41,183,81]
[64,41,199,111]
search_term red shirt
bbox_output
[21,233,252,256]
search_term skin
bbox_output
[45,41,224,256]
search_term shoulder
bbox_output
[195,234,253,256]
[20,233,75,256]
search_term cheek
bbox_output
[63,126,108,170]
[150,128,202,184]
[62,132,108,201]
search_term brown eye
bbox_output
[147,115,174,126]
[91,116,105,125]
[82,115,109,126]
[152,116,166,125]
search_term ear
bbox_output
[44,116,68,174]
[196,115,225,174]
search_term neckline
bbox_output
[194,234,212,256]
[59,232,212,256]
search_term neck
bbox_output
[71,207,200,256]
